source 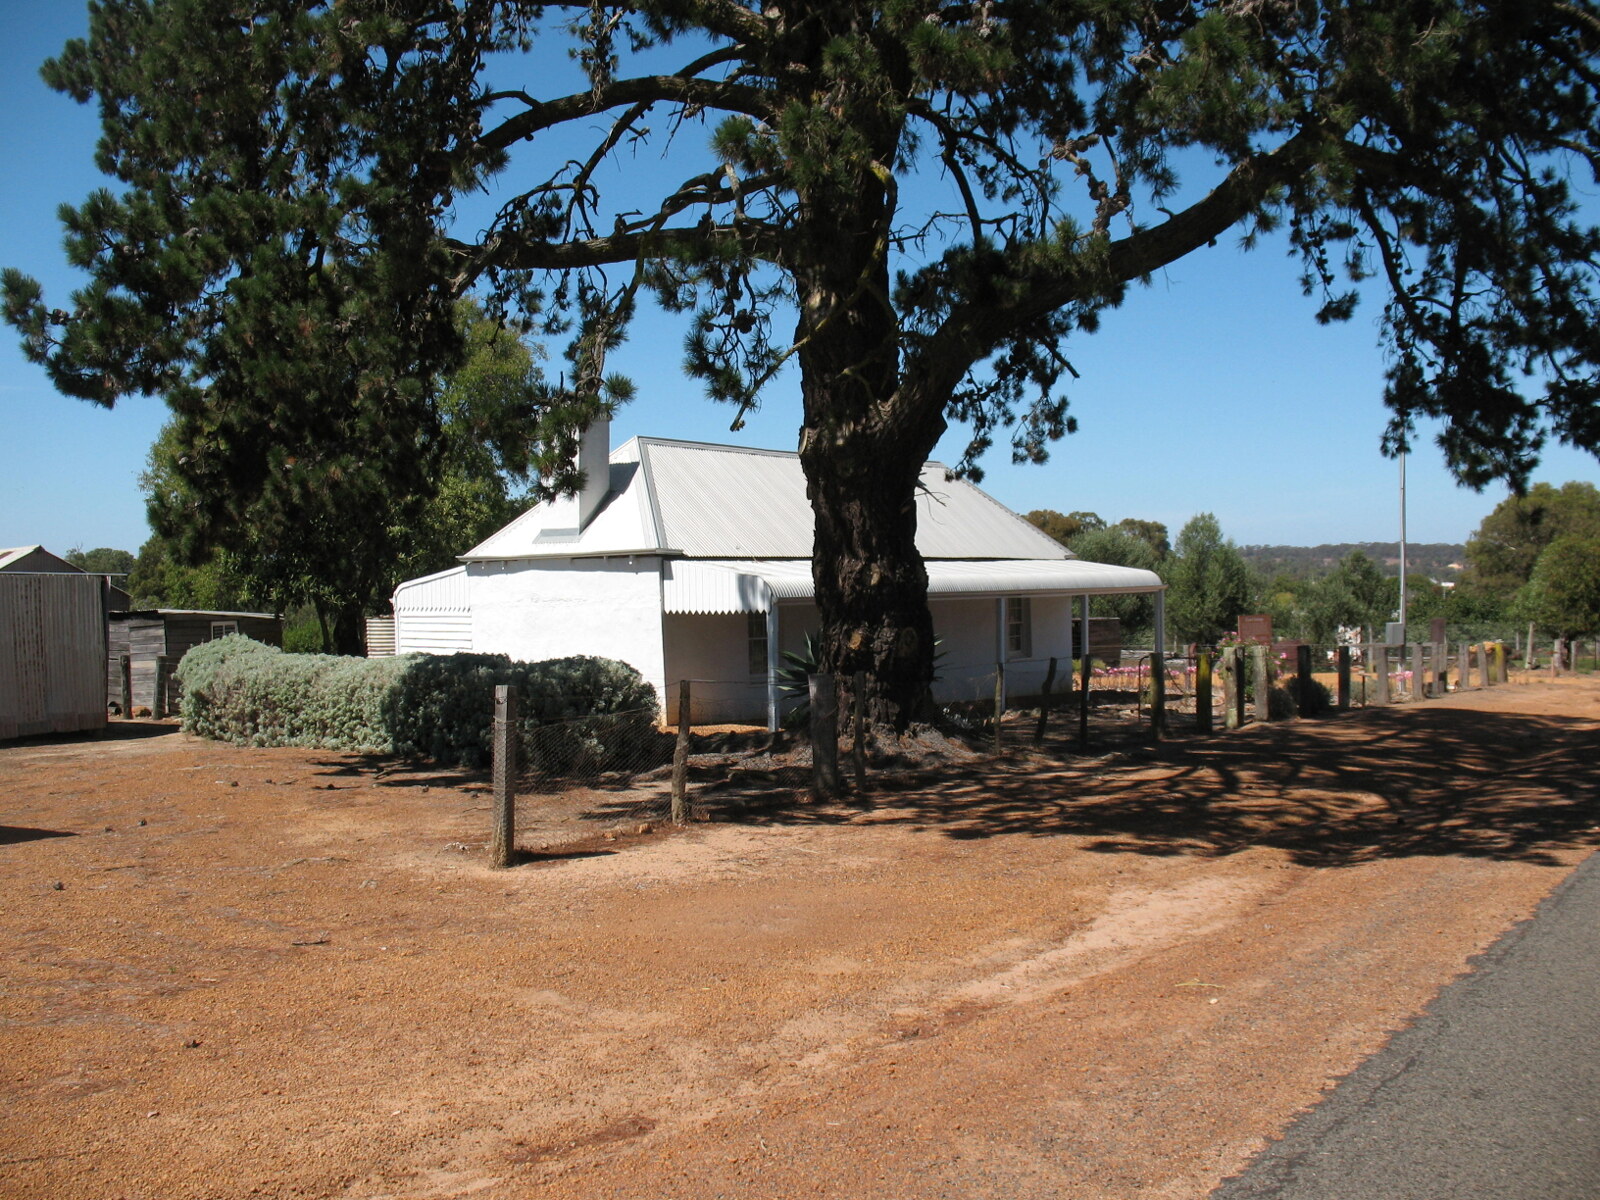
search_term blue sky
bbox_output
[2,4,1596,561]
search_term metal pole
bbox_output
[765,603,780,733]
[1398,448,1408,647]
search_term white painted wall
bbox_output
[468,556,667,707]
[929,594,1079,701]
[662,612,762,724]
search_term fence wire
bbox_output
[509,706,677,851]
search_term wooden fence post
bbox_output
[1195,651,1213,732]
[992,663,1006,755]
[1251,644,1270,724]
[1150,650,1166,741]
[671,679,692,825]
[120,653,132,719]
[1295,644,1314,716]
[1077,649,1092,752]
[1222,647,1241,730]
[1374,645,1390,705]
[1493,642,1507,684]
[1409,643,1424,699]
[810,673,843,801]
[1034,657,1056,745]
[490,685,516,869]
[1336,646,1351,709]
[1435,641,1448,696]
[852,670,868,794]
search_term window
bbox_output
[747,612,768,675]
[210,620,239,640]
[1006,597,1031,659]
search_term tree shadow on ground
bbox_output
[734,704,1600,868]
[0,825,77,846]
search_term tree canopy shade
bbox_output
[133,301,543,649]
[7,1,1600,722]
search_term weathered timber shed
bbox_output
[107,610,283,715]
[1,569,110,740]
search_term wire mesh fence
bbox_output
[506,704,678,854]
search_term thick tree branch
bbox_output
[479,71,772,154]
[894,122,1342,420]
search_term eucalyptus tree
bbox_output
[7,1,1600,722]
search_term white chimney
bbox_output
[576,413,611,530]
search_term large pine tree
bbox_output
[7,1,1600,720]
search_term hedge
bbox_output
[173,636,659,768]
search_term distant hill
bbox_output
[1239,542,1467,582]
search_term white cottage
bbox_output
[390,420,1165,727]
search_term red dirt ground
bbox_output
[3,675,1597,1199]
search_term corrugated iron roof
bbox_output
[463,459,666,560]
[642,439,1071,559]
[664,558,1164,614]
[462,436,1073,562]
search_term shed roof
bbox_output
[464,437,1070,563]
[0,545,81,573]
[109,609,280,621]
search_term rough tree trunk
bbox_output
[795,265,945,731]
[784,2,940,730]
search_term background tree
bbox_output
[8,2,1600,722]
[1113,519,1170,560]
[1026,510,1106,547]
[1285,550,1395,643]
[1068,524,1162,638]
[1515,535,1600,650]
[64,547,135,576]
[1460,482,1600,606]
[1165,513,1252,647]
[134,301,542,647]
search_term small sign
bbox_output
[1237,615,1273,645]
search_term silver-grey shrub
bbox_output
[174,637,659,766]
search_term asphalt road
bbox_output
[1212,851,1600,1199]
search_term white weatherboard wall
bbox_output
[392,566,473,654]
[930,595,1078,702]
[662,612,760,724]
[469,557,667,705]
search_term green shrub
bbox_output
[175,636,659,768]
[1267,678,1334,719]
[281,615,326,654]
[383,652,659,769]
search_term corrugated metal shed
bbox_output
[393,565,471,611]
[1,572,107,740]
[664,558,1163,613]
